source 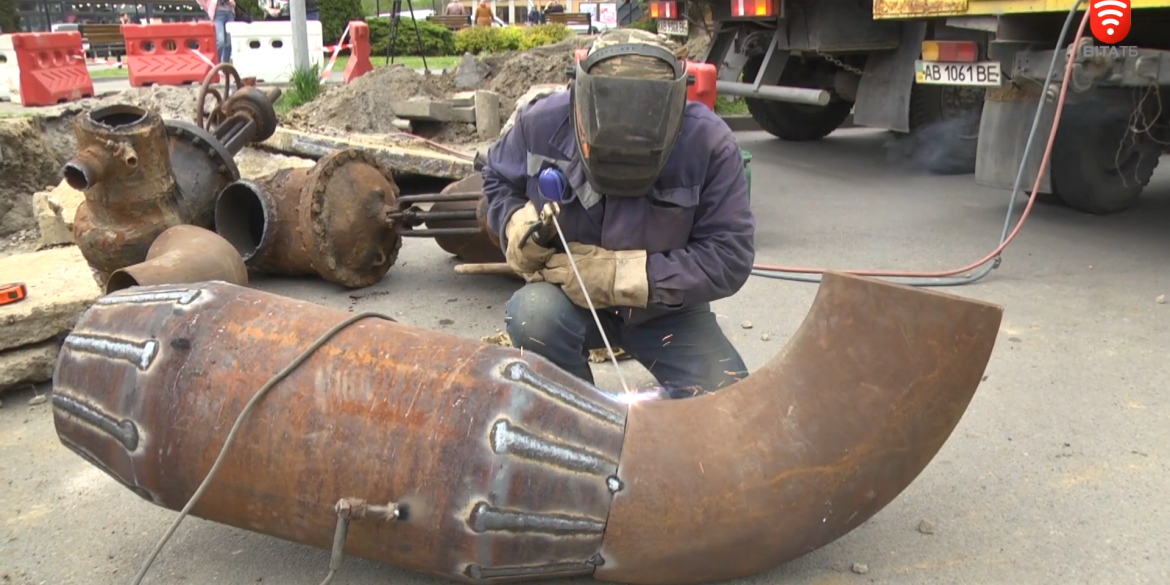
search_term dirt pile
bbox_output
[478,37,593,117]
[86,86,202,121]
[682,32,712,61]
[283,65,454,135]
[0,118,73,243]
[285,37,593,144]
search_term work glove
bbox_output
[541,242,649,309]
[503,201,555,282]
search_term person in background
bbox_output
[543,0,564,15]
[259,0,288,20]
[197,0,235,63]
[474,0,493,27]
[304,0,319,21]
[526,6,542,24]
[445,0,467,16]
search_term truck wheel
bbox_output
[1049,102,1161,215]
[742,55,853,142]
[905,84,984,175]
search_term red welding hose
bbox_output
[752,7,1092,279]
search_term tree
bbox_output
[319,0,365,45]
[0,0,23,33]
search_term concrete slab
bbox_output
[258,127,474,180]
[0,340,58,393]
[0,245,102,352]
[32,179,86,248]
[390,99,455,122]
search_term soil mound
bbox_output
[285,37,593,145]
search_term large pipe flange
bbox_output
[164,119,241,230]
[300,149,403,288]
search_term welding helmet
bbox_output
[569,29,690,197]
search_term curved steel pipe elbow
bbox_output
[214,149,403,288]
[51,272,1002,584]
[105,225,248,295]
[594,273,1003,584]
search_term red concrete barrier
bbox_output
[572,48,717,112]
[6,32,94,107]
[343,21,374,84]
[122,22,217,87]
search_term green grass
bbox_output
[283,62,325,108]
[89,66,130,78]
[329,54,461,71]
[87,54,460,83]
[715,95,749,116]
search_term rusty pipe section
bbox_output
[215,169,315,276]
[51,273,1003,584]
[69,105,185,276]
[105,225,248,295]
[53,281,627,581]
[214,149,403,288]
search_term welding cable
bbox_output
[387,131,477,160]
[751,0,1090,287]
[129,312,397,585]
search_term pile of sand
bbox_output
[86,86,203,121]
[285,37,594,145]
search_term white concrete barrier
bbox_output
[226,21,324,84]
[0,35,19,101]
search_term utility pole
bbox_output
[289,0,310,72]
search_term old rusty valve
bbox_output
[214,149,402,289]
[65,74,281,282]
[195,63,282,151]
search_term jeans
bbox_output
[213,8,234,63]
[505,282,750,398]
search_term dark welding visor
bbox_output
[571,43,690,197]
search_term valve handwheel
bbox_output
[196,63,246,134]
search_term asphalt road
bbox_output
[3,128,1168,585]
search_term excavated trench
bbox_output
[0,114,80,254]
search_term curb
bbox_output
[722,113,858,133]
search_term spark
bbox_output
[699,461,705,474]
[662,334,673,342]
[528,337,546,346]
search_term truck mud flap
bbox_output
[52,272,1003,584]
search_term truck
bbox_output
[881,0,1168,215]
[664,0,1166,214]
[662,0,991,176]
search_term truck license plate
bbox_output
[657,19,688,37]
[915,60,1002,87]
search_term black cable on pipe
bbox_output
[129,311,397,585]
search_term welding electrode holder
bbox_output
[519,167,569,249]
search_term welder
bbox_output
[481,29,755,399]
